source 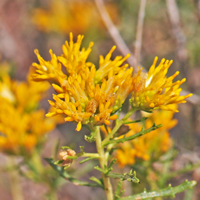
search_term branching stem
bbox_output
[8,157,24,200]
[95,126,114,200]
[102,108,137,146]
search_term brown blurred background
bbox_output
[0,0,200,199]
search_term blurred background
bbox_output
[0,0,200,199]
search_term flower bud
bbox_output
[59,149,76,166]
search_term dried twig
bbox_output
[134,0,146,67]
[166,0,188,62]
[165,0,200,105]
[94,0,138,69]
[197,0,200,22]
[0,1,31,79]
[0,20,17,59]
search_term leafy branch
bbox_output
[54,146,99,165]
[107,170,140,184]
[118,180,196,200]
[102,108,144,146]
[123,117,147,125]
[103,123,162,146]
[161,161,200,181]
[45,158,100,187]
[94,165,140,184]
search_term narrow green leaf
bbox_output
[65,156,78,159]
[108,159,117,169]
[123,117,148,124]
[104,124,162,146]
[115,180,125,199]
[54,160,64,165]
[61,146,71,149]
[90,176,103,188]
[94,166,106,173]
[79,157,97,164]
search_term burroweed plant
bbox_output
[29,33,196,200]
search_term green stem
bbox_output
[30,150,44,174]
[48,190,58,200]
[27,151,58,200]
[7,157,24,200]
[102,108,137,146]
[105,143,114,162]
[119,180,196,200]
[158,153,174,188]
[147,167,162,200]
[95,126,114,200]
[65,152,99,160]
[81,153,100,157]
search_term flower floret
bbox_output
[130,56,192,112]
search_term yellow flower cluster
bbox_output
[130,57,192,112]
[115,108,178,167]
[32,33,192,131]
[31,0,118,35]
[32,33,133,131]
[0,69,59,155]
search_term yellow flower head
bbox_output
[0,69,58,155]
[32,33,133,131]
[0,101,56,154]
[116,142,136,167]
[31,0,95,34]
[31,0,119,35]
[130,57,192,112]
[115,108,177,167]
